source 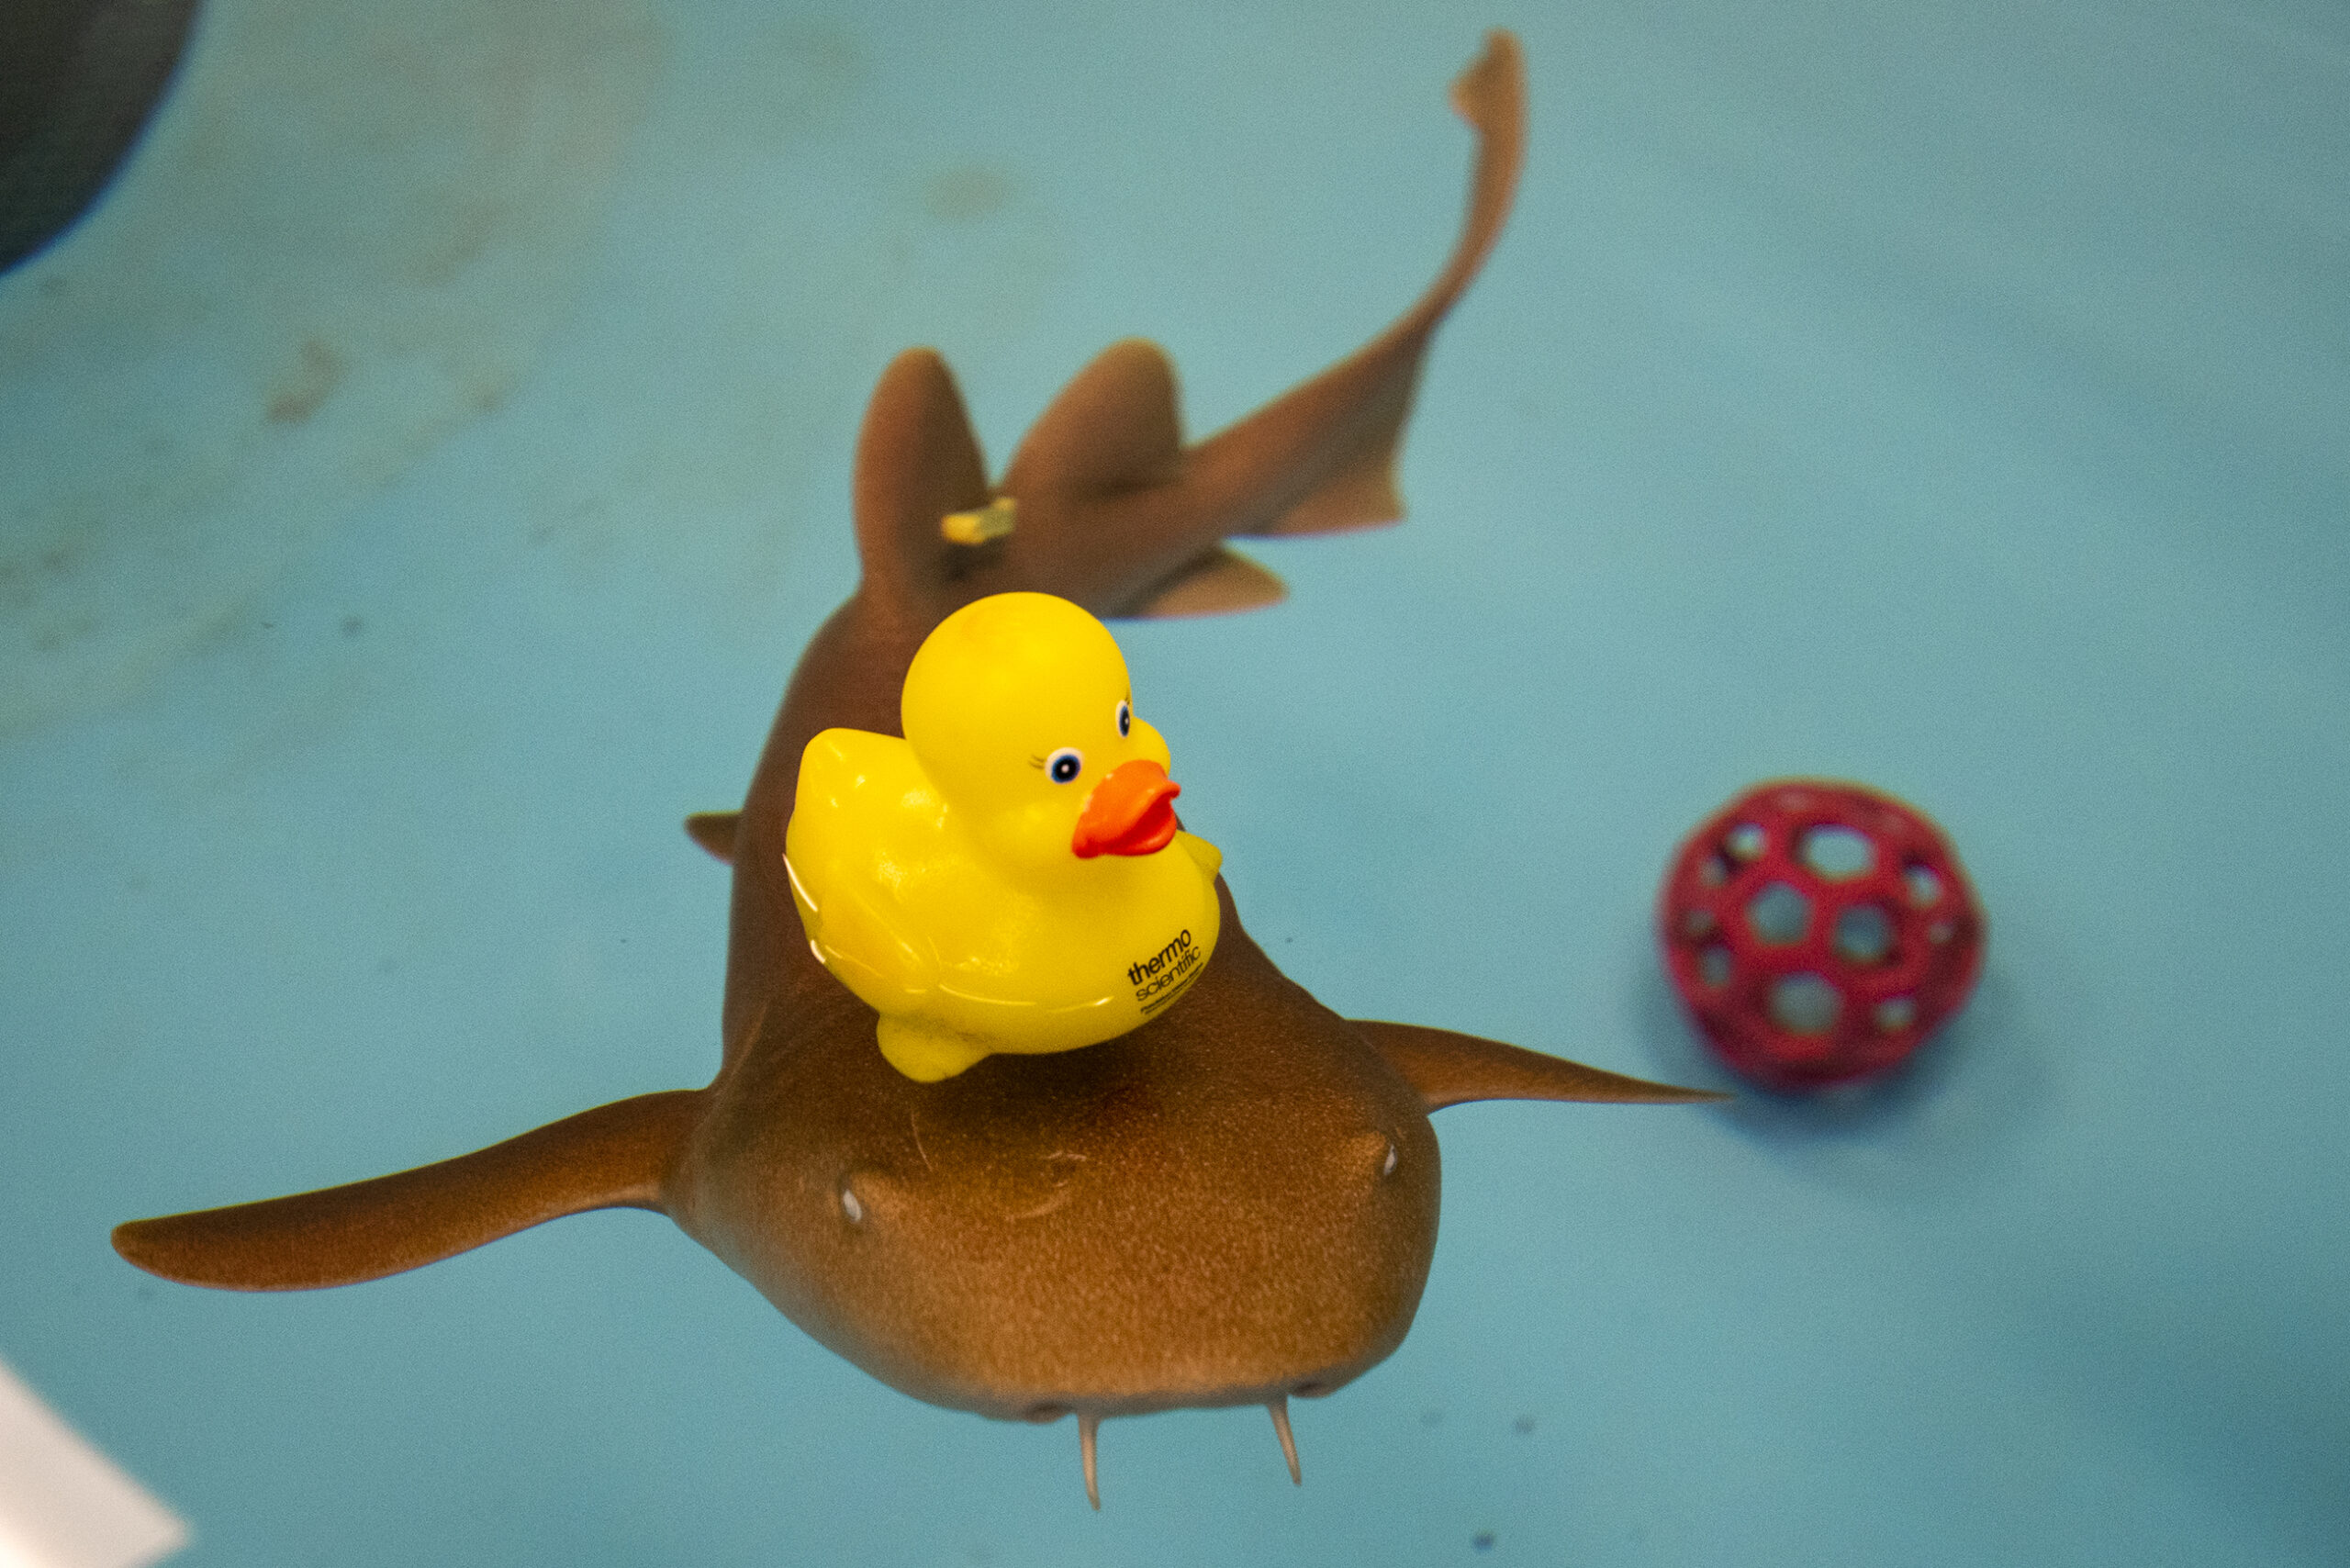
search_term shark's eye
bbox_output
[1046,748,1083,784]
[1116,700,1132,738]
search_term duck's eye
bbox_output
[1046,748,1083,784]
[1116,700,1132,738]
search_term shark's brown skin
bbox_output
[114,33,1722,1504]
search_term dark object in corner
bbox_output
[0,0,200,272]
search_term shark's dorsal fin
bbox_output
[1354,1021,1729,1112]
[685,812,740,863]
[852,348,992,610]
[1001,338,1185,503]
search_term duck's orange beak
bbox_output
[1071,760,1182,859]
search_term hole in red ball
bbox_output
[1874,996,1918,1032]
[1699,854,1730,888]
[1682,907,1716,938]
[1724,823,1767,861]
[1698,946,1732,988]
[1800,826,1874,880]
[1769,973,1841,1035]
[1832,904,1894,965]
[1745,881,1811,946]
[1904,863,1943,907]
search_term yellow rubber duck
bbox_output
[785,592,1224,1081]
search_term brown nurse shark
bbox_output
[113,31,1721,1507]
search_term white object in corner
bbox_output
[0,1359,186,1568]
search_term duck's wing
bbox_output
[845,31,1526,625]
[788,731,940,1003]
[1352,1021,1729,1112]
[112,1092,703,1291]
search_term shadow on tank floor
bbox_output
[0,0,199,272]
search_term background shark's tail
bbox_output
[843,31,1526,630]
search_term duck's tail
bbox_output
[846,30,1526,628]
[111,1091,703,1291]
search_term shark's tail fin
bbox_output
[112,1091,703,1291]
[845,30,1527,626]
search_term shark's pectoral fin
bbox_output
[112,1090,706,1292]
[1353,1021,1728,1112]
[685,811,741,862]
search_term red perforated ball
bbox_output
[1658,780,1984,1091]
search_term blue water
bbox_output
[4,0,2345,1562]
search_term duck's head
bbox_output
[902,593,1184,879]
